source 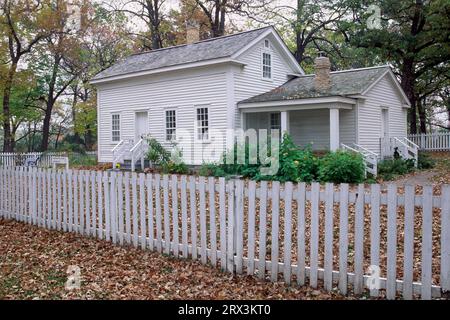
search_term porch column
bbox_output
[281,111,290,135]
[240,112,246,130]
[330,108,340,151]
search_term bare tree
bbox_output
[192,0,271,38]
[109,0,166,50]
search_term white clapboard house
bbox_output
[91,26,418,173]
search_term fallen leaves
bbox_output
[0,219,351,300]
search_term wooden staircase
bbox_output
[381,137,419,167]
[112,139,149,172]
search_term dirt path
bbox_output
[390,171,437,187]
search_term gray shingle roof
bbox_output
[93,27,271,81]
[239,66,390,104]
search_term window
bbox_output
[196,107,209,141]
[165,110,177,141]
[264,39,270,49]
[262,52,272,79]
[112,114,121,142]
[270,113,281,131]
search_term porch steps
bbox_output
[112,138,149,172]
[118,159,150,172]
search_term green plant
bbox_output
[220,141,261,178]
[318,151,366,184]
[378,158,415,180]
[146,137,170,165]
[218,134,319,182]
[68,153,97,167]
[418,152,436,170]
[199,163,227,177]
[145,137,189,174]
[266,135,318,182]
[162,161,190,175]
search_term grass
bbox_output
[69,154,97,168]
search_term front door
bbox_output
[381,109,389,139]
[381,108,390,157]
[135,112,149,142]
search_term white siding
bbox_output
[97,66,228,164]
[290,109,330,150]
[96,34,301,165]
[340,108,357,146]
[233,36,297,128]
[358,74,408,155]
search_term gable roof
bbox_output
[239,66,398,105]
[92,26,300,84]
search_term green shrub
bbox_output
[418,152,436,170]
[145,137,189,174]
[318,151,366,184]
[378,158,415,180]
[198,163,227,177]
[290,147,319,183]
[220,141,261,178]
[218,134,319,182]
[146,137,171,165]
[162,161,190,175]
[268,135,318,182]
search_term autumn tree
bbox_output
[341,0,450,134]
[69,3,133,150]
[0,0,59,151]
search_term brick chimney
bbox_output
[314,52,331,91]
[186,21,200,44]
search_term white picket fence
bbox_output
[408,132,450,151]
[0,152,67,168]
[0,167,449,300]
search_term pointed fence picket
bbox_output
[0,166,449,300]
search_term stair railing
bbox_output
[393,137,419,167]
[341,143,378,177]
[112,139,133,169]
[130,138,148,172]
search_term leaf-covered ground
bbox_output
[0,219,351,300]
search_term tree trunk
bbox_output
[294,0,306,63]
[400,58,418,134]
[295,34,306,64]
[417,97,427,133]
[2,61,18,152]
[40,99,53,151]
[40,52,61,151]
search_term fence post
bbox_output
[442,185,450,294]
[235,179,244,274]
[226,180,235,274]
[270,181,280,282]
[386,184,398,300]
[110,171,117,244]
[0,169,4,218]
